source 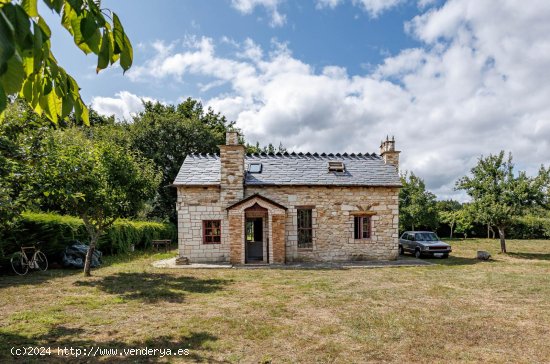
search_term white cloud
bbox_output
[109,0,550,199]
[316,0,343,9]
[317,0,404,18]
[231,0,286,27]
[91,91,155,121]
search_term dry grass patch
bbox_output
[1,240,549,363]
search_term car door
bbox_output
[408,233,417,251]
[401,233,411,252]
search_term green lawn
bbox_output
[1,239,549,363]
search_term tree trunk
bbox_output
[487,224,489,239]
[497,226,507,253]
[450,223,454,239]
[83,234,98,276]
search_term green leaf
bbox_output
[120,34,133,72]
[96,31,109,72]
[0,55,25,95]
[21,0,38,17]
[20,76,33,100]
[80,15,96,41]
[61,94,73,118]
[70,13,92,54]
[0,11,16,69]
[11,6,33,53]
[61,3,74,34]
[37,15,51,38]
[67,0,84,15]
[108,31,119,63]
[42,0,63,13]
[0,84,6,113]
[32,21,43,71]
[21,55,33,75]
[112,13,124,53]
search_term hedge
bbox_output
[1,212,176,262]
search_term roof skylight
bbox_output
[248,163,262,173]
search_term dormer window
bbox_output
[328,161,345,172]
[248,163,262,173]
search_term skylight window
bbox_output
[248,163,262,173]
[328,161,345,172]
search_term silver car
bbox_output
[399,231,452,258]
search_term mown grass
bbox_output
[1,239,549,363]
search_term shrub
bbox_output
[509,215,550,239]
[1,212,176,262]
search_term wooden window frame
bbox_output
[354,216,372,240]
[297,208,313,249]
[203,220,221,244]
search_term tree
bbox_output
[33,128,159,275]
[453,206,474,239]
[399,172,438,232]
[0,99,49,247]
[0,0,133,124]
[129,99,232,222]
[437,199,462,238]
[456,151,549,253]
[246,141,287,154]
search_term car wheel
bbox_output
[415,249,422,259]
[398,245,404,256]
[442,253,449,259]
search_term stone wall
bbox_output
[176,186,230,262]
[177,185,399,263]
[228,214,243,264]
[271,214,286,263]
[245,186,399,261]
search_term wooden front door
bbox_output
[245,217,263,263]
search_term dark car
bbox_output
[399,231,452,258]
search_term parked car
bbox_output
[399,231,452,258]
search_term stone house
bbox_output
[173,131,401,265]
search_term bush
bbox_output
[509,215,550,239]
[1,212,176,262]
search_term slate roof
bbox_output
[173,152,401,187]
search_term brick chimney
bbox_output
[380,135,400,170]
[219,131,245,207]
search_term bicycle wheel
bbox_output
[34,251,48,272]
[11,252,29,275]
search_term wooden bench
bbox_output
[151,239,171,252]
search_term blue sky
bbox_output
[38,0,550,200]
[41,0,423,102]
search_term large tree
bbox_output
[399,172,438,232]
[0,99,49,250]
[456,151,549,253]
[33,128,159,275]
[0,0,132,124]
[129,99,232,221]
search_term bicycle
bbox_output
[10,243,48,275]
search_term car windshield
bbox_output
[415,232,439,241]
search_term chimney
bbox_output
[380,135,400,170]
[219,131,245,207]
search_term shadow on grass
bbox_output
[0,268,81,290]
[507,252,550,261]
[0,325,221,363]
[75,272,229,303]
[421,255,495,266]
